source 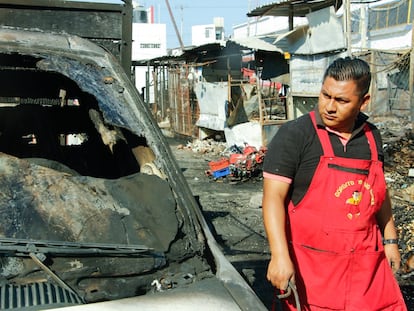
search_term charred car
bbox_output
[0,27,267,310]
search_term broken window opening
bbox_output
[0,54,153,179]
[60,133,88,146]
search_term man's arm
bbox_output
[376,190,401,272]
[262,178,295,290]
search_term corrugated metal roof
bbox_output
[229,36,283,53]
[247,0,343,17]
[272,6,346,55]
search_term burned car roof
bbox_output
[0,27,267,310]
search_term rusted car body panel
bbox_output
[0,27,267,310]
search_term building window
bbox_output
[368,0,412,31]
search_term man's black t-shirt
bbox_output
[263,111,384,206]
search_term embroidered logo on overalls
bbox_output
[334,179,376,220]
[345,190,362,219]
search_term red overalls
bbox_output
[283,112,407,310]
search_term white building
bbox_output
[132,23,166,61]
[348,0,412,51]
[131,2,167,101]
[191,17,225,46]
[232,0,412,52]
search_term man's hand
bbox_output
[267,254,295,290]
[384,243,401,273]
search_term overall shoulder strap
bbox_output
[309,111,334,157]
[363,124,379,160]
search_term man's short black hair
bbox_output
[323,57,371,97]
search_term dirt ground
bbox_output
[167,126,413,310]
[168,137,274,308]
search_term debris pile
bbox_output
[176,139,226,155]
[177,140,267,182]
[375,117,414,285]
[204,144,267,182]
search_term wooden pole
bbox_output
[346,0,352,56]
[410,18,414,125]
[165,0,184,50]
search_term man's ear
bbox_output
[360,94,370,111]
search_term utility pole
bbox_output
[247,0,251,36]
[360,3,367,49]
[165,0,184,50]
[345,0,352,56]
[410,17,414,125]
[180,5,184,41]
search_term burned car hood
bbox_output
[0,153,177,251]
[0,27,266,310]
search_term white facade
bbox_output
[362,25,412,51]
[131,5,167,102]
[232,15,307,39]
[350,1,413,51]
[191,17,225,46]
[132,23,167,61]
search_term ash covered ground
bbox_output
[168,115,413,310]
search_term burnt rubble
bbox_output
[375,116,414,284]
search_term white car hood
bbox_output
[50,278,247,311]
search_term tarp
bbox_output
[224,121,262,150]
[194,81,228,131]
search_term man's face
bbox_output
[318,77,370,134]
